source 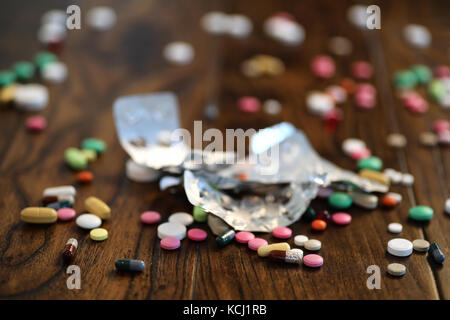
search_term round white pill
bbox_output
[41,61,68,83]
[38,22,67,43]
[14,84,48,111]
[347,5,367,29]
[41,10,67,26]
[201,11,229,34]
[445,198,450,215]
[157,222,187,240]
[87,6,117,31]
[342,138,366,155]
[168,212,194,226]
[387,238,413,257]
[76,214,102,230]
[290,248,304,260]
[226,14,252,38]
[263,99,282,115]
[294,235,309,247]
[306,92,335,116]
[388,222,403,234]
[403,24,431,48]
[163,42,194,66]
[401,173,414,186]
[126,159,160,183]
[387,263,406,277]
[304,239,321,251]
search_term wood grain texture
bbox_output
[0,0,448,299]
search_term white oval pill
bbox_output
[444,198,450,215]
[342,138,366,155]
[41,61,68,83]
[304,239,321,251]
[226,14,252,38]
[201,11,229,34]
[306,92,335,116]
[41,10,67,26]
[87,6,117,31]
[14,84,48,111]
[168,212,194,226]
[163,42,194,66]
[76,213,102,230]
[159,176,181,190]
[126,159,160,183]
[43,185,76,197]
[387,238,413,257]
[401,173,414,186]
[157,222,186,240]
[388,222,403,234]
[294,235,309,247]
[403,24,431,48]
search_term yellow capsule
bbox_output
[85,196,111,219]
[359,169,390,186]
[0,85,16,104]
[257,242,290,257]
[20,207,57,224]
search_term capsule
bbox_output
[216,229,236,247]
[269,249,303,264]
[115,259,145,272]
[429,243,445,264]
[302,206,317,222]
[62,238,78,263]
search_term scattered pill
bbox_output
[163,41,194,66]
[311,219,327,231]
[269,249,302,264]
[87,6,117,31]
[20,207,57,224]
[263,14,305,45]
[387,133,407,148]
[263,99,282,115]
[216,229,236,247]
[34,51,57,69]
[12,61,35,81]
[81,149,97,162]
[62,238,77,263]
[328,192,353,209]
[445,198,450,215]
[342,138,366,156]
[328,36,352,56]
[126,159,160,183]
[317,188,333,199]
[90,228,108,241]
[26,115,47,132]
[81,138,107,154]
[433,119,450,133]
[348,190,379,209]
[316,210,331,223]
[238,96,261,113]
[57,208,76,221]
[409,205,433,221]
[358,156,382,171]
[65,148,88,171]
[332,212,352,225]
[388,222,403,234]
[248,238,268,251]
[193,206,208,222]
[187,228,208,242]
[351,61,373,79]
[429,243,445,264]
[42,9,67,25]
[413,239,430,252]
[38,22,66,44]
[76,213,102,230]
[304,239,321,251]
[382,193,402,207]
[235,231,255,244]
[294,235,309,247]
[387,263,406,277]
[140,211,161,224]
[168,212,194,226]
[419,132,438,147]
[434,65,450,79]
[411,65,432,84]
[157,222,186,240]
[201,11,229,34]
[403,24,431,48]
[347,5,367,29]
[257,242,290,257]
[387,238,413,257]
[311,55,335,78]
[85,196,111,220]
[0,84,16,103]
[43,185,76,197]
[306,91,335,116]
[272,226,292,239]
[115,259,145,272]
[77,170,93,184]
[41,61,67,83]
[227,14,253,38]
[401,173,414,186]
[161,236,181,250]
[14,84,48,111]
[303,254,323,268]
[325,85,347,104]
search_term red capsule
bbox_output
[42,195,58,205]
[269,250,302,264]
[62,238,78,263]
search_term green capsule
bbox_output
[409,205,433,221]
[34,51,58,69]
[12,61,35,81]
[0,70,16,87]
[216,229,236,247]
[410,65,432,84]
[328,192,353,210]
[64,148,88,171]
[357,156,383,171]
[193,206,208,222]
[115,259,145,272]
[81,138,107,154]
[393,70,418,89]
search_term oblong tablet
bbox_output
[20,207,57,223]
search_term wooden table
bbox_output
[0,0,448,300]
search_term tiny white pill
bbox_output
[226,14,252,38]
[41,10,67,26]
[387,263,406,277]
[294,235,309,247]
[401,173,414,186]
[76,213,102,230]
[342,138,366,155]
[38,22,67,43]
[201,11,229,34]
[304,239,321,251]
[87,6,117,31]
[445,198,450,215]
[388,222,403,234]
[387,238,413,257]
[347,5,367,29]
[168,212,194,226]
[41,61,68,83]
[43,185,76,197]
[306,91,335,116]
[14,84,49,111]
[263,99,282,115]
[403,24,431,48]
[157,222,186,240]
[163,42,194,66]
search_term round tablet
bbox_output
[90,228,108,241]
[304,239,321,251]
[157,222,186,240]
[303,254,323,268]
[163,41,194,66]
[342,138,366,155]
[387,263,406,277]
[235,231,255,244]
[76,213,102,230]
[140,211,161,224]
[387,238,413,257]
[332,212,352,225]
[272,227,292,239]
[290,248,304,260]
[248,238,268,251]
[160,236,181,250]
[187,228,208,242]
[311,219,327,231]
[294,235,309,247]
[388,222,403,234]
[413,239,430,252]
[57,208,76,221]
[168,212,194,226]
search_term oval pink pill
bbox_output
[248,238,268,251]
[332,212,352,225]
[160,236,180,250]
[26,116,47,132]
[238,96,260,113]
[303,254,323,268]
[311,55,335,78]
[140,211,161,224]
[272,226,292,239]
[235,231,255,244]
[187,228,207,242]
[57,208,76,221]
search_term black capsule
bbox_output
[429,243,445,264]
[216,229,235,247]
[46,201,61,210]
